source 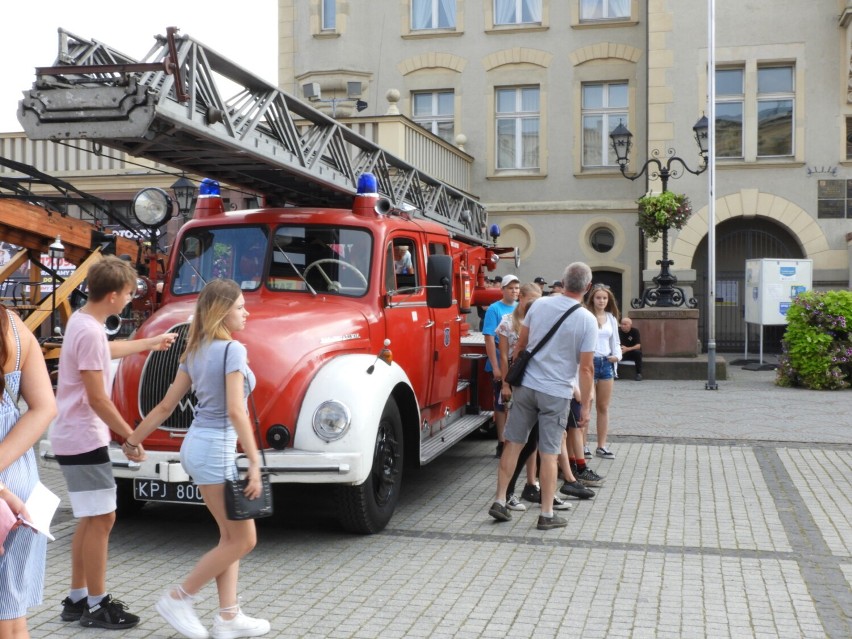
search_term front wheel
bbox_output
[337,399,403,534]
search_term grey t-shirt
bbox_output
[179,339,256,430]
[521,295,597,399]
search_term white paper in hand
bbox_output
[20,481,60,541]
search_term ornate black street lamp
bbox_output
[171,175,196,222]
[610,116,709,308]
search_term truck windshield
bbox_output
[172,226,269,295]
[268,225,372,297]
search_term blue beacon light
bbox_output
[199,178,221,197]
[357,173,378,195]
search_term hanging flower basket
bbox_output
[636,191,692,242]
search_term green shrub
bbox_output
[776,290,852,390]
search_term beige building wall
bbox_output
[652,0,851,289]
[278,0,650,307]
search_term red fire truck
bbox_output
[21,28,516,532]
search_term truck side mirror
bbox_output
[426,254,453,309]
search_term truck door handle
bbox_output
[423,320,435,328]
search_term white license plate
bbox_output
[133,479,204,504]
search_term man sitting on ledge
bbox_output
[618,317,643,381]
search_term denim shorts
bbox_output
[594,356,615,381]
[180,426,239,485]
[492,377,507,413]
[566,398,582,429]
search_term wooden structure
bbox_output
[0,198,140,339]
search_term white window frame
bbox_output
[321,0,336,31]
[493,0,542,26]
[715,67,744,159]
[579,0,630,21]
[411,0,456,30]
[581,82,628,168]
[756,65,794,158]
[495,86,540,170]
[412,91,455,143]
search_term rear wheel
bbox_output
[337,399,403,534]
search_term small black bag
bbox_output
[504,349,532,387]
[224,473,273,520]
[504,304,580,388]
[221,342,274,521]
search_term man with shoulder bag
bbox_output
[487,263,597,531]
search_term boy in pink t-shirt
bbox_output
[50,256,175,629]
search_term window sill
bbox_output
[575,167,623,178]
[313,32,340,39]
[485,25,548,35]
[487,171,546,180]
[716,158,804,169]
[572,19,638,29]
[402,30,463,39]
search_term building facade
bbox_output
[279,0,852,350]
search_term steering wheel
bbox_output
[303,259,368,292]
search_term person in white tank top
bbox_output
[585,284,622,460]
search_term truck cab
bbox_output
[97,179,504,533]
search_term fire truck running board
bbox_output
[420,411,492,465]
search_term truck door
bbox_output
[426,237,460,406]
[383,236,432,407]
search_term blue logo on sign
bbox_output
[779,302,791,314]
[780,267,796,277]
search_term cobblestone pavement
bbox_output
[24,363,852,638]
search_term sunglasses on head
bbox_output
[592,283,610,290]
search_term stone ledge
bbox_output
[617,355,728,381]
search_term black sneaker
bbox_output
[488,501,512,522]
[520,483,541,503]
[577,467,605,487]
[560,480,595,500]
[537,514,568,530]
[80,595,140,629]
[60,596,86,621]
[551,495,572,511]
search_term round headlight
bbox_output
[132,187,172,228]
[312,401,351,441]
[134,277,150,300]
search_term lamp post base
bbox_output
[631,259,698,308]
[629,308,701,357]
[632,227,697,309]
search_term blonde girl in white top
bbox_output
[584,284,622,459]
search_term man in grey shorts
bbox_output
[488,262,597,530]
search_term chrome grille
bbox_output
[138,323,196,430]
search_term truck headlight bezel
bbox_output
[312,400,351,441]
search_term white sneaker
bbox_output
[211,611,271,639]
[156,591,209,639]
[506,494,527,512]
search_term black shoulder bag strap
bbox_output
[223,341,268,473]
[526,302,581,359]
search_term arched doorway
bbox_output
[692,217,804,352]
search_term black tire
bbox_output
[115,478,146,518]
[337,399,403,534]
